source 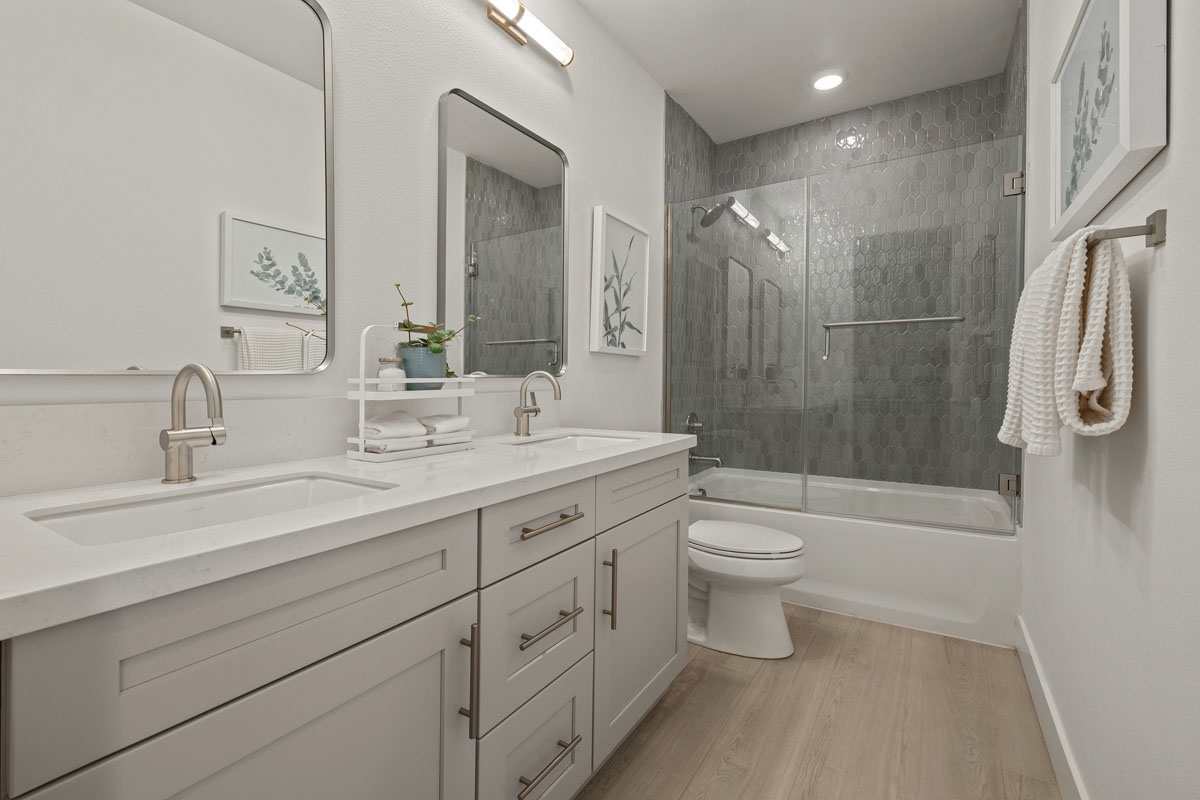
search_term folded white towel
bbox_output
[420,414,470,434]
[365,437,429,454]
[999,227,1133,455]
[430,433,473,447]
[363,410,427,438]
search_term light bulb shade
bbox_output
[491,0,521,16]
[727,198,760,229]
[762,229,790,253]
[514,7,574,66]
[487,2,574,67]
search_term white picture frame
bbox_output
[220,212,327,315]
[590,205,650,356]
[1050,0,1166,241]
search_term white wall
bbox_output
[3,0,325,371]
[1021,3,1200,798]
[0,0,666,497]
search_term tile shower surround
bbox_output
[464,157,563,374]
[667,7,1026,492]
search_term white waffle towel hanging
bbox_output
[998,227,1133,456]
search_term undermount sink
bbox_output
[511,434,640,453]
[26,473,394,546]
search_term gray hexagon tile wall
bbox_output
[665,3,1027,492]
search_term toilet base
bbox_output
[688,581,794,659]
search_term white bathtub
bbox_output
[688,469,1020,646]
[690,467,1014,532]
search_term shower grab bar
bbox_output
[485,338,560,367]
[821,316,965,360]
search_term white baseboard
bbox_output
[1015,615,1088,800]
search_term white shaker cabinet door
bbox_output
[591,495,689,765]
[20,595,478,800]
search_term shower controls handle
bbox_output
[602,549,618,630]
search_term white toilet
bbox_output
[687,520,806,659]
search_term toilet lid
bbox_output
[688,520,804,559]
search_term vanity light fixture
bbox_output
[488,1,574,67]
[727,198,760,230]
[763,229,791,255]
[812,70,846,91]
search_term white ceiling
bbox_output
[128,0,325,89]
[577,0,1022,143]
[445,95,565,189]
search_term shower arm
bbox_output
[821,316,965,360]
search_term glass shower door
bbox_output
[667,180,808,510]
[803,136,1024,532]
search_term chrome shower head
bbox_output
[690,201,728,227]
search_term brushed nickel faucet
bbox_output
[160,363,227,483]
[514,370,561,437]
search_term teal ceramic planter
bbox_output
[399,345,447,390]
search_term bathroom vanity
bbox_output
[0,430,694,799]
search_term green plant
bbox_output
[1065,22,1117,208]
[250,247,326,313]
[393,284,480,354]
[602,235,643,348]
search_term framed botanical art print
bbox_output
[220,212,327,315]
[590,206,650,356]
[1050,0,1166,240]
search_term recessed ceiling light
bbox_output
[813,71,846,91]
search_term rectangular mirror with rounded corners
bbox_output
[1,0,333,375]
[438,89,568,378]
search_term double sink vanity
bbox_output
[1,2,694,797]
[0,428,695,799]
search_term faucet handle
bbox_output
[530,391,537,407]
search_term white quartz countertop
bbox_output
[0,428,694,640]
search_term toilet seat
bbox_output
[688,520,804,560]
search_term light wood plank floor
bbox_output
[579,605,1060,800]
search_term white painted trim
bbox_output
[1015,615,1089,800]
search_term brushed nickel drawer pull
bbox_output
[457,623,481,739]
[520,511,585,540]
[519,607,585,651]
[517,735,584,800]
[602,548,618,630]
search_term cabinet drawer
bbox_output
[478,654,594,800]
[4,512,477,798]
[594,453,687,532]
[478,540,595,734]
[17,595,478,800]
[480,478,596,585]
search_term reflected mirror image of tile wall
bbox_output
[464,157,563,375]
